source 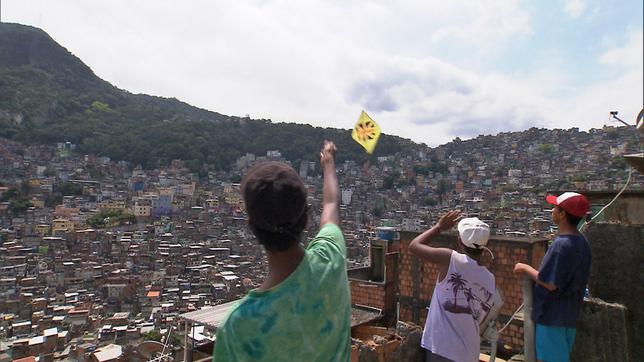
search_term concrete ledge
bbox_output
[572,298,630,362]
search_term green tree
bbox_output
[423,196,437,206]
[611,156,627,169]
[142,330,162,342]
[0,188,18,202]
[230,174,242,183]
[383,175,395,190]
[88,209,137,228]
[373,198,386,218]
[43,168,57,177]
[45,193,63,207]
[437,179,451,202]
[58,182,83,196]
[90,100,112,113]
[9,199,33,214]
[538,143,555,153]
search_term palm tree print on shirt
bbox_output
[442,273,493,322]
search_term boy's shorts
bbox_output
[535,323,576,362]
[424,350,454,362]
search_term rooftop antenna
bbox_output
[580,108,644,231]
[609,111,632,127]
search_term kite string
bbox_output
[497,303,525,334]
[579,166,632,232]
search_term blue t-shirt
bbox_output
[533,234,591,328]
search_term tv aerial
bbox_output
[609,109,644,130]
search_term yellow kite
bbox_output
[352,111,381,154]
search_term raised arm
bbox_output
[409,210,460,270]
[319,140,339,227]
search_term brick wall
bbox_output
[350,281,386,310]
[502,323,524,350]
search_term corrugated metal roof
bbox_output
[178,300,239,329]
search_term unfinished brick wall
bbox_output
[501,323,524,350]
[396,231,548,351]
[350,281,387,310]
[349,241,399,320]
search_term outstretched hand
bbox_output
[437,210,461,231]
[320,140,337,168]
[514,263,531,275]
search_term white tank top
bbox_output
[421,251,496,362]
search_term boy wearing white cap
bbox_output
[514,192,591,362]
[409,211,496,362]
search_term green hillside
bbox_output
[0,22,420,171]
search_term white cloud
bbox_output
[599,30,643,68]
[564,0,587,19]
[3,1,641,147]
[566,29,644,128]
[343,55,547,144]
[429,1,532,44]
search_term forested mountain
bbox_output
[0,23,420,171]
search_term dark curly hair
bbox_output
[241,162,308,252]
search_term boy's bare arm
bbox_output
[513,263,558,291]
[319,141,339,227]
[409,210,460,268]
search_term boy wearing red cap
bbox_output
[514,192,592,362]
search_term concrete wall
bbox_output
[585,223,643,359]
[585,191,644,225]
[572,298,630,362]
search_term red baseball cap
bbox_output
[545,192,590,217]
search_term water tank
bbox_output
[376,226,399,241]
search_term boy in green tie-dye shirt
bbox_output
[213,141,351,361]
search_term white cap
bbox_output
[457,217,490,249]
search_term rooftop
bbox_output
[178,300,239,329]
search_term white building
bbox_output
[341,189,353,205]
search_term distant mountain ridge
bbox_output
[0,22,418,171]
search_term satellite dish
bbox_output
[636,108,643,131]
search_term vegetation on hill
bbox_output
[0,22,420,172]
[87,209,137,228]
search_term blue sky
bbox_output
[499,1,641,84]
[4,0,643,145]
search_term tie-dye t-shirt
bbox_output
[213,223,351,362]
